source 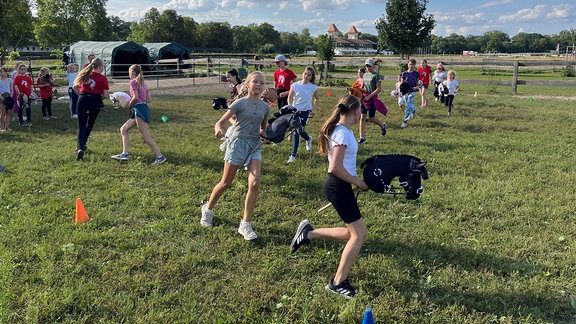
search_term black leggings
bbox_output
[76,93,103,150]
[445,94,455,113]
[41,97,53,117]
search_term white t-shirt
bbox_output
[433,70,447,83]
[328,124,358,176]
[444,79,459,95]
[290,81,317,111]
[0,78,12,95]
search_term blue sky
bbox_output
[106,0,576,37]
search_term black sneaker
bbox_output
[357,137,367,144]
[76,149,84,161]
[290,219,313,253]
[381,123,387,136]
[325,278,356,299]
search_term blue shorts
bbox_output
[224,136,262,166]
[131,103,151,123]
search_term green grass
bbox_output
[1,84,575,323]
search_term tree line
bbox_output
[1,0,575,62]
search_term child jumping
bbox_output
[111,64,166,165]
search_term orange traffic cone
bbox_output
[75,198,90,224]
[327,88,331,97]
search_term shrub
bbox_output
[561,65,575,77]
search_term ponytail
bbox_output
[318,95,360,156]
[74,58,103,87]
[129,64,145,86]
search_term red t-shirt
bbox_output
[79,72,109,95]
[36,77,53,99]
[274,68,297,91]
[417,66,433,86]
[13,75,33,96]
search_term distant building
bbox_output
[328,24,377,56]
[11,46,63,54]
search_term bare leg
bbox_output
[420,87,428,107]
[309,219,367,284]
[135,117,162,156]
[369,116,384,128]
[119,119,136,153]
[243,158,262,222]
[207,162,240,209]
[359,113,367,139]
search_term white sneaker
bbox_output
[306,138,313,151]
[72,114,78,119]
[238,222,257,240]
[200,204,214,227]
[400,122,408,128]
[287,155,296,163]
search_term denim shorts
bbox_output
[224,136,262,166]
[131,103,151,123]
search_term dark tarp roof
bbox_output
[65,41,150,77]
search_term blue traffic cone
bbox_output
[0,163,4,172]
[362,307,374,324]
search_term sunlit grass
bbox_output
[0,83,575,322]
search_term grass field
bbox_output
[0,80,575,322]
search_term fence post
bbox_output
[512,60,519,95]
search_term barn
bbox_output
[65,41,150,77]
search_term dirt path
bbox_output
[55,76,229,97]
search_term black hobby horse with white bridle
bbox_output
[361,154,428,200]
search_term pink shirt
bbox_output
[129,79,148,104]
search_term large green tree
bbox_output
[128,8,161,44]
[375,0,435,58]
[232,25,258,53]
[0,0,33,63]
[34,0,111,46]
[198,22,233,51]
[110,16,131,41]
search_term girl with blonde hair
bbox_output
[73,57,109,160]
[110,64,166,165]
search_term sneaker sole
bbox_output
[238,230,257,241]
[325,284,353,299]
[290,220,310,252]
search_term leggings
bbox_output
[77,93,102,150]
[41,97,53,117]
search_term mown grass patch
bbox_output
[0,85,575,322]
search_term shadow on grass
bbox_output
[363,238,571,322]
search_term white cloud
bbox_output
[477,0,512,9]
[498,5,546,23]
[546,4,573,19]
[164,0,209,10]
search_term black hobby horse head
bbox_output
[361,154,429,200]
[212,97,228,110]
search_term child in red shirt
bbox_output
[36,67,55,120]
[273,55,297,109]
[13,64,33,126]
[417,59,432,108]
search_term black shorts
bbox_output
[323,173,362,224]
[361,100,376,118]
